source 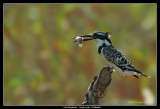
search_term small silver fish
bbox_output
[72,36,83,47]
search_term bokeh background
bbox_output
[4,4,156,105]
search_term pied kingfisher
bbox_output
[74,32,150,79]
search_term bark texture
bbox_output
[82,67,112,105]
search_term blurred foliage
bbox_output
[4,4,156,105]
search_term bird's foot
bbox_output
[108,67,114,73]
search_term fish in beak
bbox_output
[72,35,94,47]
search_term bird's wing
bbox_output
[102,45,150,78]
[102,45,135,71]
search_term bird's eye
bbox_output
[94,33,99,36]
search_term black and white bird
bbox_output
[74,32,150,79]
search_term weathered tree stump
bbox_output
[82,67,112,105]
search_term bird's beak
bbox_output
[73,35,94,42]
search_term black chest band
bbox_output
[98,43,106,54]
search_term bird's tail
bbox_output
[134,69,151,78]
[141,73,151,78]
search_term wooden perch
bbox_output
[82,67,113,105]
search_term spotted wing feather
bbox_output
[102,45,136,71]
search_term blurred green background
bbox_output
[4,4,156,105]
